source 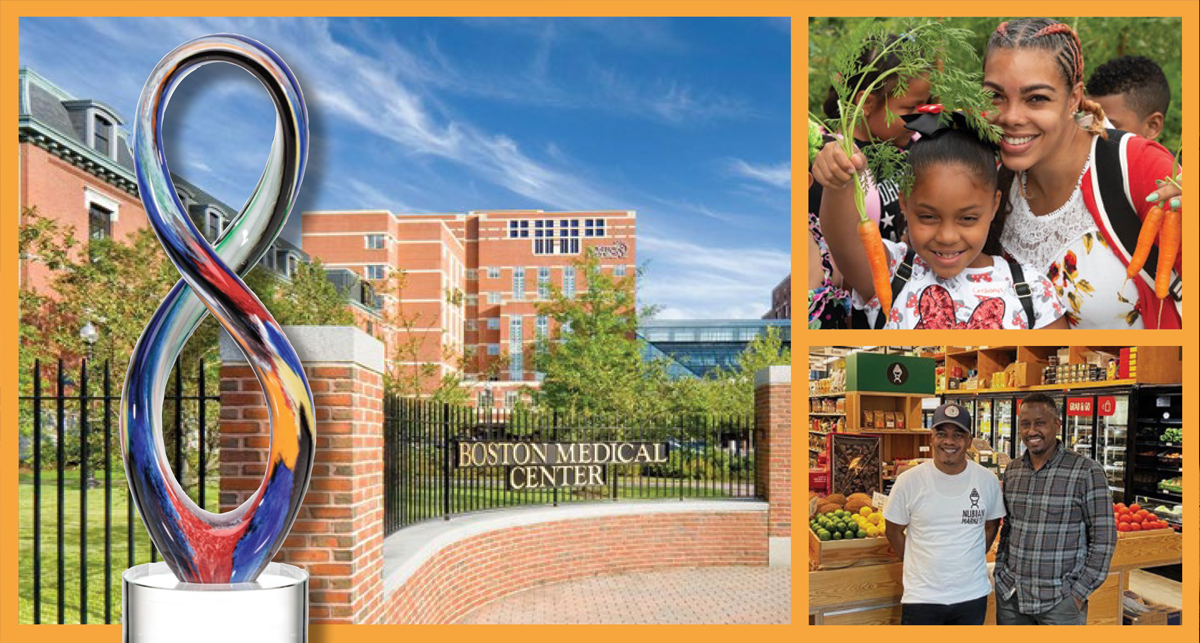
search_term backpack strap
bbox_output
[1006,258,1037,328]
[873,247,916,329]
[1093,129,1163,290]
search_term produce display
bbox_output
[1157,477,1183,494]
[1160,428,1183,444]
[810,493,886,541]
[1113,503,1173,533]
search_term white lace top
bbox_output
[1000,176,1143,328]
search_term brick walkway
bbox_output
[456,566,791,624]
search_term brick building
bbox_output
[17,67,374,321]
[762,273,791,320]
[301,209,637,407]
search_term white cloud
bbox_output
[727,159,791,189]
[638,234,791,319]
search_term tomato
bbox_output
[1118,514,1132,523]
[1130,522,1143,531]
[1129,504,1141,513]
[1116,503,1128,511]
[1118,523,1131,532]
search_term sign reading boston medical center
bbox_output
[457,441,669,490]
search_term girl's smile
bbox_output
[901,163,1002,279]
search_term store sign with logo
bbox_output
[887,362,909,386]
[456,441,668,489]
[1067,396,1117,417]
[591,241,628,259]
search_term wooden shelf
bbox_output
[809,413,844,417]
[941,378,1138,395]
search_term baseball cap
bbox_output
[932,402,972,435]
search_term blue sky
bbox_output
[20,17,791,319]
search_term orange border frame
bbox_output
[2,1,1194,640]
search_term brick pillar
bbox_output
[754,365,791,567]
[219,326,386,623]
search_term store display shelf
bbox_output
[1137,418,1182,425]
[809,392,846,399]
[857,429,933,435]
[809,413,844,417]
[942,379,1137,395]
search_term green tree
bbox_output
[532,252,670,422]
[266,258,355,326]
[19,205,362,477]
[809,17,1183,154]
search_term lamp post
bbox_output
[80,321,99,362]
[80,320,100,489]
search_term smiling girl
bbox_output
[814,111,1067,329]
[984,18,1183,328]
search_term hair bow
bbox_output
[902,104,999,149]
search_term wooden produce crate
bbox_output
[808,527,899,570]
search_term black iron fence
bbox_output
[17,358,220,625]
[383,397,755,535]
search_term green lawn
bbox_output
[17,469,219,624]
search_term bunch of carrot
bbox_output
[1123,185,1182,327]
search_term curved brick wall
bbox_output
[383,507,768,624]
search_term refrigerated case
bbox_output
[1055,387,1132,503]
[1129,385,1183,511]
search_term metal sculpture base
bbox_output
[123,562,308,642]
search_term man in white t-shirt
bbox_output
[883,402,1005,624]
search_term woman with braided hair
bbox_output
[984,18,1183,328]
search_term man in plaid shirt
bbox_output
[994,393,1117,625]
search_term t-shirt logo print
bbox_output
[970,488,980,509]
[913,284,1006,329]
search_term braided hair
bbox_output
[987,18,1108,140]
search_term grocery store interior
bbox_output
[807,345,1183,626]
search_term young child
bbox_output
[1085,56,1171,143]
[811,35,932,244]
[814,109,1068,329]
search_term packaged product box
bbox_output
[873,411,886,430]
[895,414,906,430]
[884,412,897,429]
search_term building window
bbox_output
[93,115,112,156]
[614,264,627,277]
[487,344,500,356]
[466,320,477,331]
[479,389,494,408]
[365,264,386,280]
[466,269,478,281]
[563,266,576,299]
[509,351,523,382]
[537,267,551,298]
[286,255,299,279]
[487,318,500,330]
[487,266,501,279]
[585,218,606,237]
[535,315,548,339]
[88,203,112,242]
[365,234,385,249]
[508,220,529,238]
[505,390,519,408]
[509,316,523,342]
[487,292,501,305]
[465,294,478,307]
[206,210,224,241]
[513,268,525,299]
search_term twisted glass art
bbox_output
[122,34,314,584]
